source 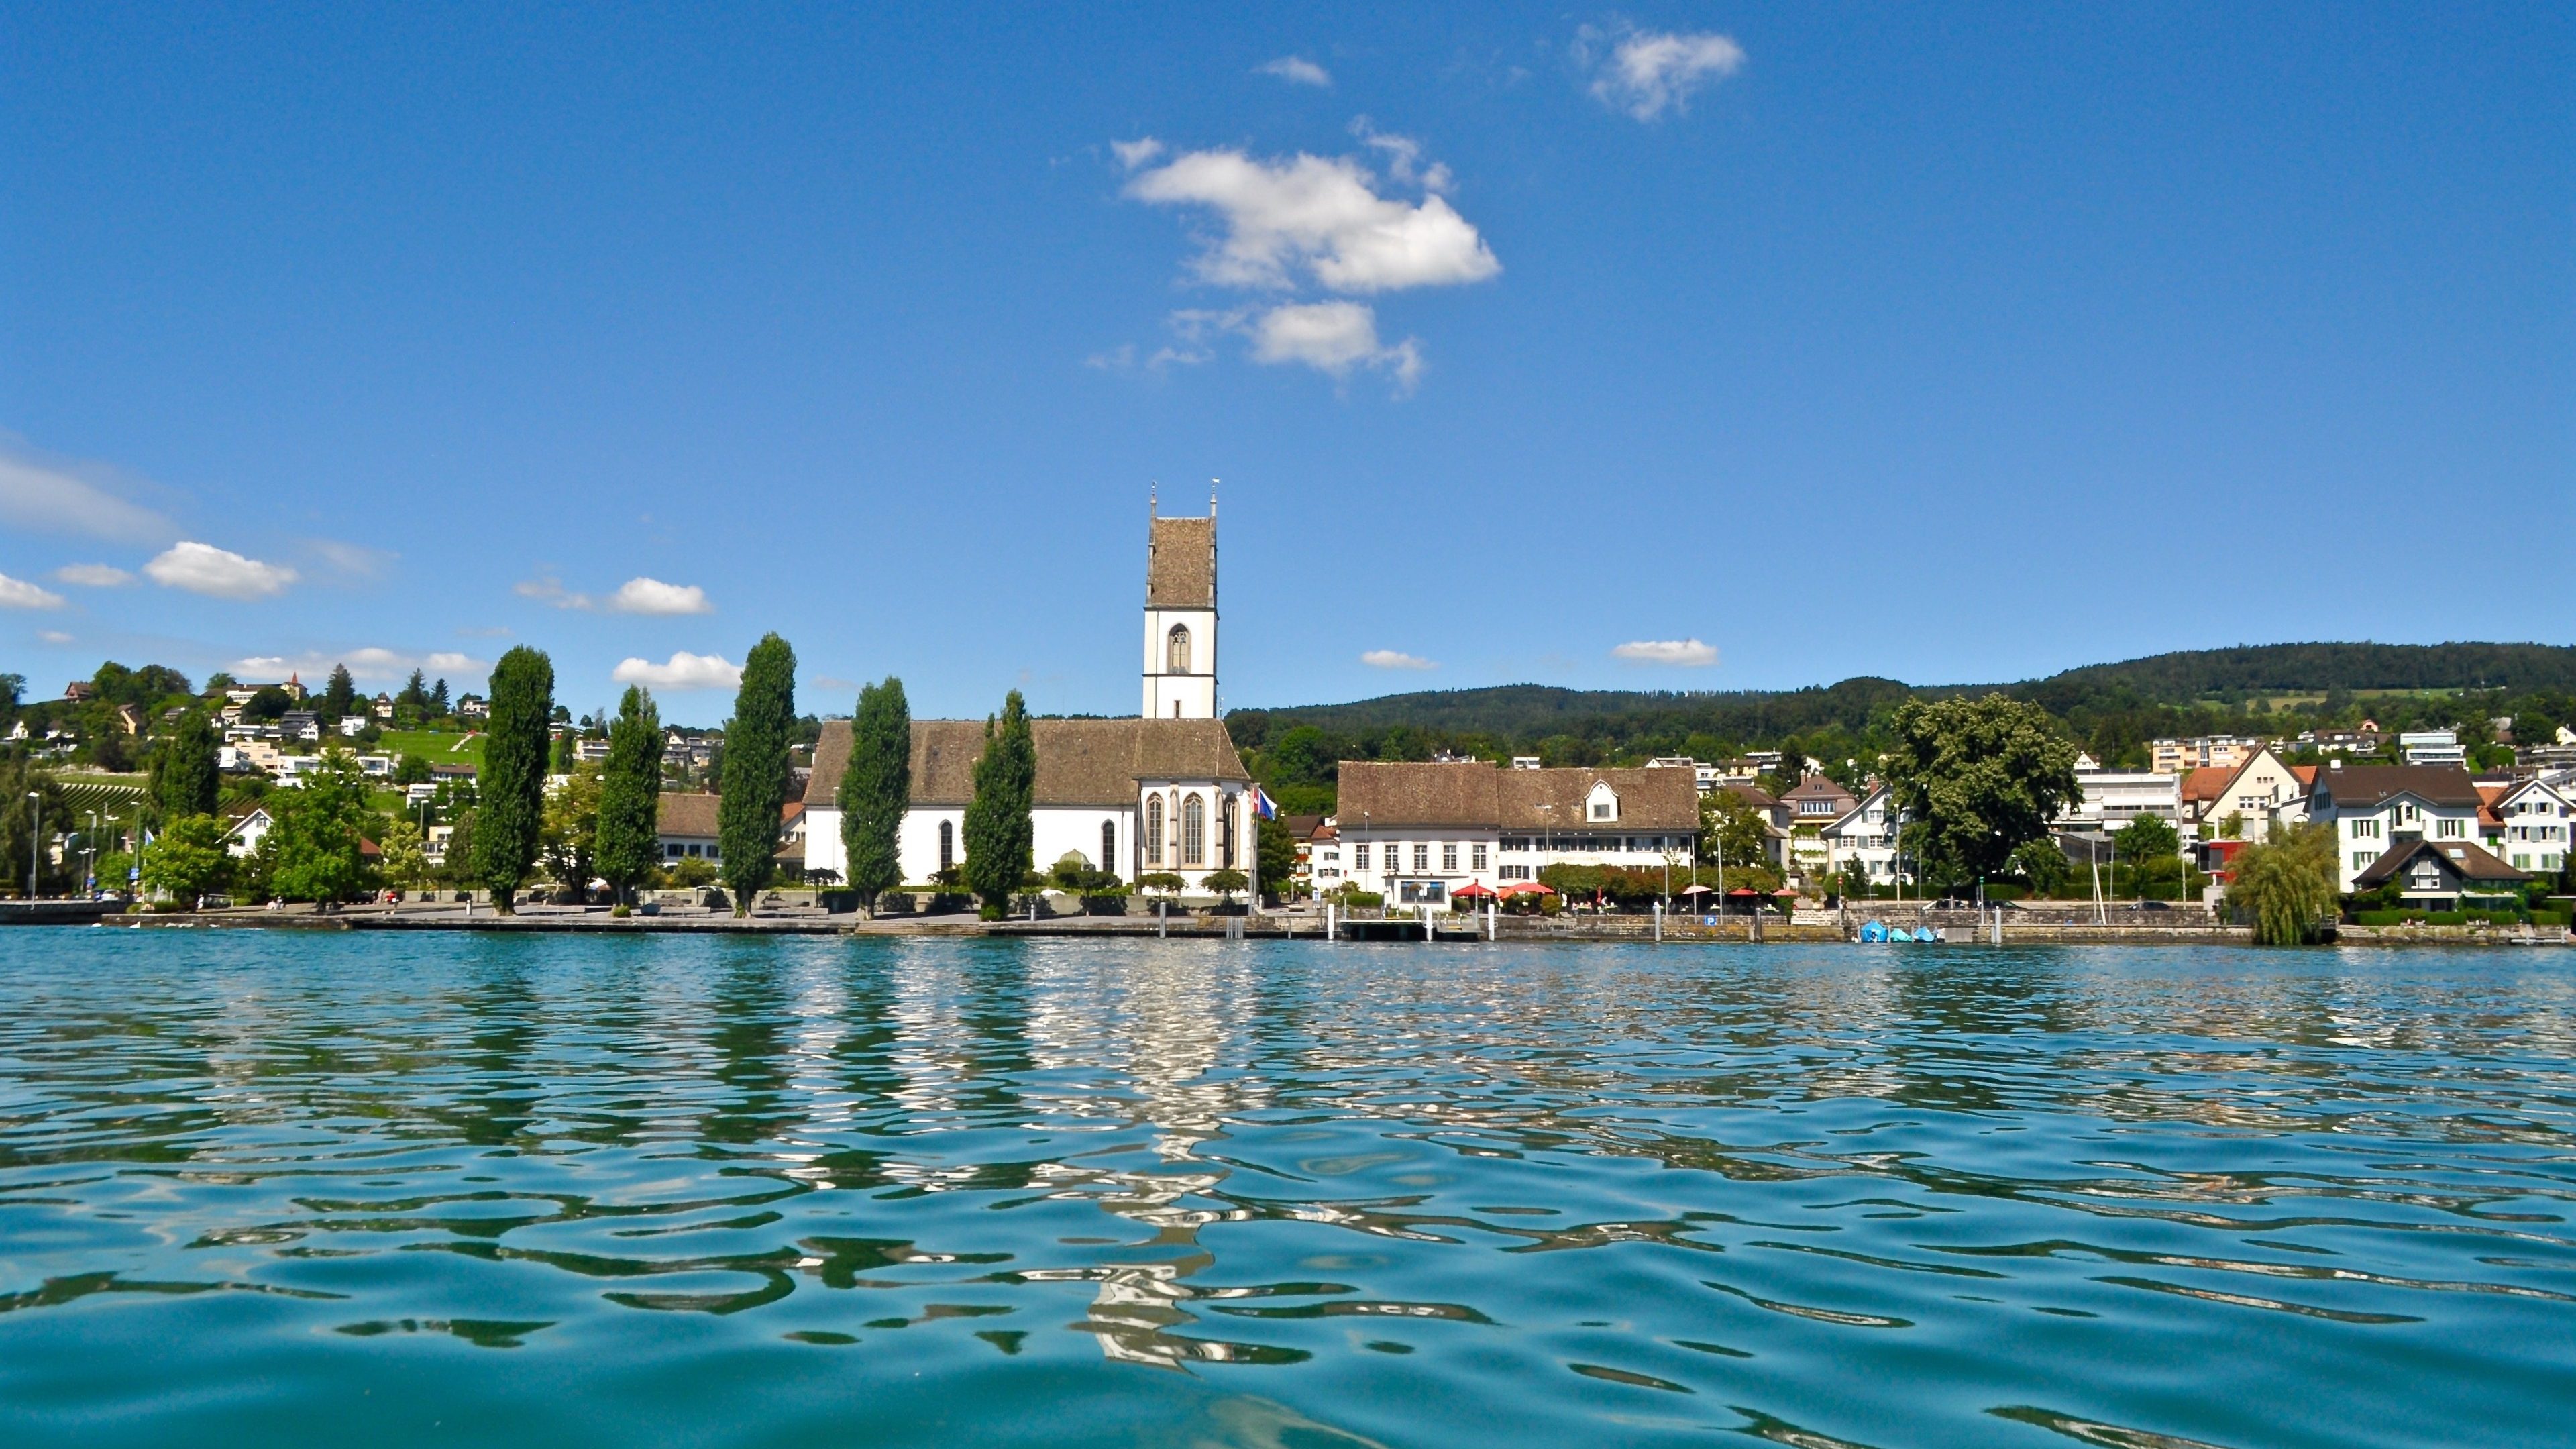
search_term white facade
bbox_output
[2306,765,2487,892]
[1333,764,1702,907]
[2487,780,2571,876]
[810,777,1252,892]
[2063,769,2182,828]
[2400,730,2466,767]
[1821,784,1904,883]
[1143,606,1216,720]
[2191,746,2311,841]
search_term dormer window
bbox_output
[1586,782,1619,822]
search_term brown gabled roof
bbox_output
[804,717,1249,808]
[2181,765,2234,804]
[2318,765,2484,810]
[657,792,722,838]
[1146,515,1215,608]
[1337,761,1700,832]
[1279,814,1324,839]
[2353,837,2530,890]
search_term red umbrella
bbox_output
[1452,881,1498,899]
[1498,881,1557,897]
[1727,888,1762,897]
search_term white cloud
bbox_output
[1349,117,1450,191]
[605,577,714,615]
[1580,28,1746,121]
[1252,302,1424,392]
[1361,649,1437,670]
[53,563,132,587]
[1612,637,1719,667]
[1256,55,1332,87]
[0,437,177,543]
[1124,146,1499,294]
[514,574,589,608]
[0,572,66,610]
[305,538,394,578]
[1112,137,1166,170]
[38,629,74,645]
[144,541,298,600]
[613,651,743,691]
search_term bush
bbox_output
[1338,890,1384,910]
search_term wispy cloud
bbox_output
[53,563,133,587]
[1612,637,1718,667]
[612,651,742,691]
[38,629,74,645]
[1578,27,1746,121]
[1361,649,1437,670]
[305,538,395,578]
[1111,137,1165,170]
[1123,144,1499,294]
[236,647,487,683]
[0,435,178,543]
[0,572,66,610]
[516,574,712,614]
[1256,55,1332,87]
[144,541,298,600]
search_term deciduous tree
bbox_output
[539,763,603,899]
[1883,694,2082,888]
[2229,822,2337,945]
[140,813,230,905]
[716,633,796,914]
[961,690,1034,918]
[837,676,910,915]
[268,750,377,906]
[474,647,554,912]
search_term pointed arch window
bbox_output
[1102,820,1118,876]
[938,820,955,875]
[1145,797,1164,865]
[1166,624,1191,674]
[1183,794,1206,865]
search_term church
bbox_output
[798,502,1258,891]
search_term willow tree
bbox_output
[961,690,1034,918]
[594,685,664,912]
[474,646,554,913]
[2229,823,2338,945]
[717,633,796,915]
[837,676,910,914]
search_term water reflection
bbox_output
[0,934,2571,1449]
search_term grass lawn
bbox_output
[376,729,486,767]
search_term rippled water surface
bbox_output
[3,931,2573,1447]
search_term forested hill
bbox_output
[1242,642,2576,739]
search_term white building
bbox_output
[1819,782,1904,885]
[2304,763,2487,892]
[2399,730,2466,767]
[2180,745,2314,841]
[1333,761,1701,907]
[2482,777,2571,876]
[2063,766,2182,829]
[801,504,1255,894]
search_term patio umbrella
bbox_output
[1498,881,1557,897]
[1452,882,1498,899]
[1678,884,1714,896]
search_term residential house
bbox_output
[573,737,612,764]
[2181,745,2314,840]
[1645,757,1722,794]
[2479,777,2572,876]
[1819,782,1904,886]
[222,804,274,858]
[2305,763,2489,892]
[337,714,368,737]
[219,738,286,775]
[2350,838,2530,908]
[113,703,143,736]
[280,710,322,743]
[1293,818,1343,892]
[657,792,724,863]
[1778,775,1860,877]
[1333,761,1701,906]
[63,681,97,703]
[372,692,396,720]
[457,695,489,722]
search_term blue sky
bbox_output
[3,4,2569,724]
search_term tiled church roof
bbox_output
[805,718,1248,808]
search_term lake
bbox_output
[1,930,2570,1447]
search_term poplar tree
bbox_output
[157,710,221,821]
[594,685,664,912]
[716,633,796,915]
[961,689,1034,918]
[837,676,910,914]
[474,646,554,913]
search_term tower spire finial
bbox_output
[1210,478,1218,516]
[1150,480,1157,518]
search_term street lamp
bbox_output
[25,791,40,901]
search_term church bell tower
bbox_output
[1142,487,1218,720]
